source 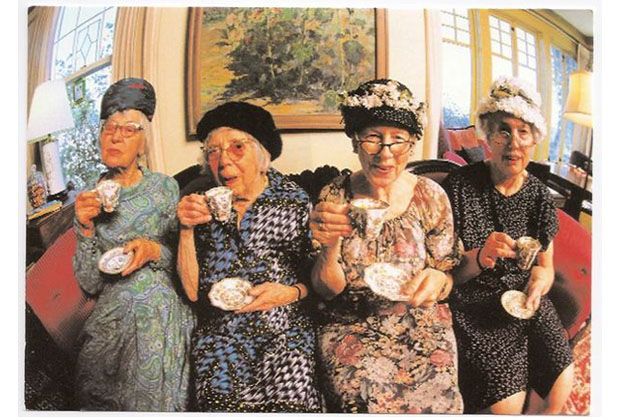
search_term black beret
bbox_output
[100,78,156,121]
[196,102,282,161]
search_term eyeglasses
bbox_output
[202,140,250,162]
[101,121,144,138]
[357,139,414,156]
[491,129,536,147]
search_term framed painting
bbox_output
[186,7,388,136]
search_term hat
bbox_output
[100,78,156,121]
[196,102,282,161]
[338,79,425,138]
[476,76,547,138]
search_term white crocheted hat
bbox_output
[476,76,547,138]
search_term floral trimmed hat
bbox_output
[338,79,426,138]
[476,76,547,138]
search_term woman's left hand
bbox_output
[524,266,554,311]
[401,268,451,308]
[235,282,300,313]
[121,238,161,276]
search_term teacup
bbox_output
[349,198,389,240]
[515,236,542,270]
[205,186,233,222]
[95,180,121,213]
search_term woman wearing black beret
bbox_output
[176,102,322,412]
[73,77,195,411]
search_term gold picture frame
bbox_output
[186,7,388,137]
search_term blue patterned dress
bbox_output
[191,168,322,412]
[73,167,195,411]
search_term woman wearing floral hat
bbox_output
[442,76,574,414]
[310,79,463,413]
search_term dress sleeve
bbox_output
[415,177,463,272]
[535,185,560,251]
[148,176,180,271]
[73,219,105,296]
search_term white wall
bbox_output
[143,8,428,177]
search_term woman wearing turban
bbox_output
[73,78,195,411]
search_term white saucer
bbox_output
[98,247,133,275]
[501,290,536,319]
[364,262,411,301]
[208,277,254,311]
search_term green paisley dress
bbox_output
[73,167,195,411]
[316,174,464,414]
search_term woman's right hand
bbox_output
[75,190,102,231]
[478,232,517,269]
[309,202,353,248]
[177,194,212,229]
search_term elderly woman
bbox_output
[442,76,574,414]
[176,102,322,412]
[310,79,463,413]
[72,78,195,411]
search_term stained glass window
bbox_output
[51,7,116,190]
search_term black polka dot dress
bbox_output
[442,162,573,413]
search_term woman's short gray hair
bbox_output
[476,111,543,144]
[199,127,271,175]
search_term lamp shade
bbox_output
[27,79,75,142]
[563,71,592,128]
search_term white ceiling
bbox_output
[552,9,593,37]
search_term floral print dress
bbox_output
[316,174,464,414]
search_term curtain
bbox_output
[27,7,58,172]
[422,10,443,159]
[111,7,166,173]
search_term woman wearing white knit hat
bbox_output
[443,76,574,414]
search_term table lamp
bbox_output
[27,80,75,201]
[563,71,593,165]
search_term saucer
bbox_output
[364,262,410,301]
[501,290,536,319]
[98,247,133,275]
[208,277,254,311]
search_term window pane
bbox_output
[500,20,511,32]
[57,66,111,190]
[456,16,469,31]
[518,66,537,87]
[442,26,456,41]
[492,55,513,81]
[549,46,578,162]
[57,8,79,40]
[491,40,501,54]
[490,27,500,41]
[52,34,74,79]
[459,31,470,45]
[442,42,472,127]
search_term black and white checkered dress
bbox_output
[443,162,573,413]
[190,169,322,412]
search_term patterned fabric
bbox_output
[191,168,322,412]
[73,167,195,411]
[316,174,464,414]
[443,161,573,413]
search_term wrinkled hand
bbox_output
[121,238,161,276]
[401,268,451,308]
[75,190,102,230]
[479,232,517,269]
[309,202,353,248]
[524,266,553,311]
[235,282,299,313]
[177,194,212,228]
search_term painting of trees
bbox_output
[189,7,385,130]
